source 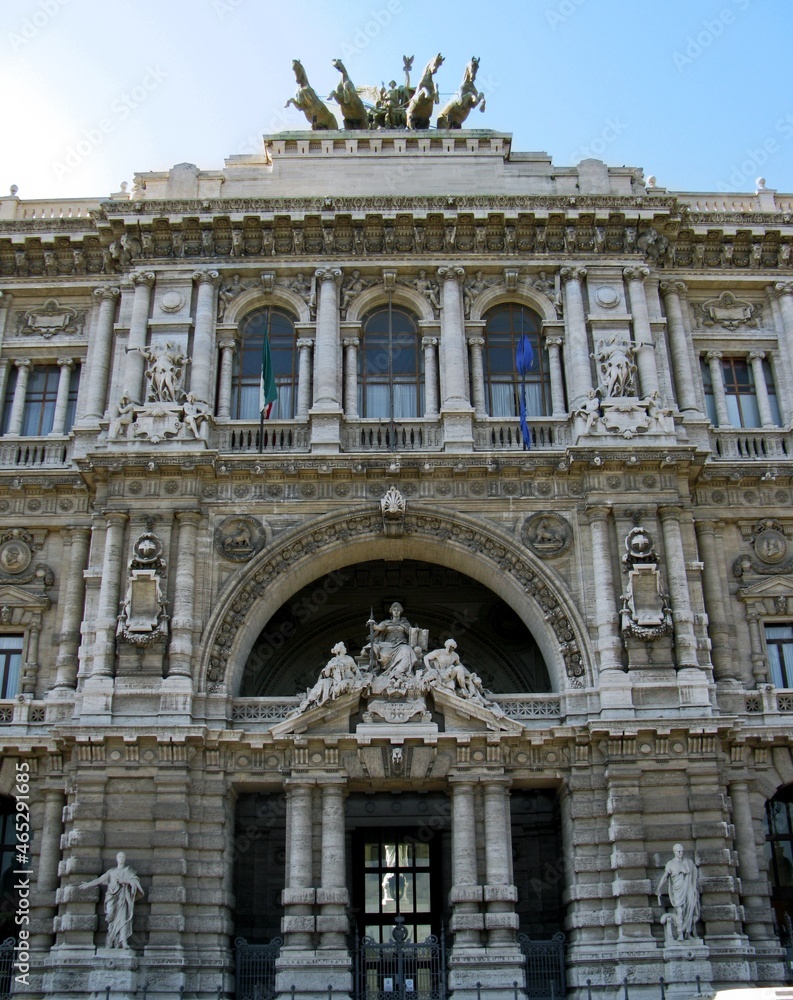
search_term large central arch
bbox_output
[201,504,592,694]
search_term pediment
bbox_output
[431,688,523,733]
[270,690,361,737]
[737,574,793,600]
[0,584,50,612]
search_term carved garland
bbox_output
[206,510,584,689]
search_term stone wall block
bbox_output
[282,887,316,905]
[449,884,483,903]
[606,794,644,813]
[700,875,739,893]
[608,823,645,841]
[692,821,733,839]
[484,912,520,930]
[572,827,610,847]
[148,914,186,932]
[610,851,649,869]
[575,855,612,873]
[613,906,653,925]
[612,878,652,896]
[148,886,187,904]
[740,878,771,897]
[483,884,518,903]
[316,887,349,906]
[281,915,316,933]
[563,883,613,902]
[567,909,609,928]
[688,793,727,811]
[696,847,735,866]
[53,914,96,932]
[700,903,744,921]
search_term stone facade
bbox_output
[0,130,792,998]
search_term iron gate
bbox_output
[0,938,13,1000]
[354,918,446,1000]
[518,932,566,1000]
[235,936,282,1000]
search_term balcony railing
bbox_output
[342,419,442,452]
[216,421,310,453]
[0,437,74,468]
[473,418,569,451]
[710,427,791,460]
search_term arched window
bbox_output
[230,308,298,420]
[482,304,549,418]
[359,306,423,419]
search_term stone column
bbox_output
[0,359,11,426]
[317,780,348,949]
[482,779,518,947]
[312,269,342,410]
[658,505,699,670]
[84,287,120,421]
[422,336,439,417]
[749,350,775,427]
[22,622,41,694]
[468,336,487,417]
[624,266,659,399]
[124,271,155,404]
[705,350,730,426]
[31,787,65,950]
[694,520,735,682]
[281,781,316,949]
[544,335,567,416]
[190,269,220,406]
[166,510,201,682]
[52,527,91,690]
[49,358,75,436]
[216,340,236,419]
[729,779,776,945]
[773,282,793,361]
[7,359,32,436]
[449,778,482,947]
[343,337,360,419]
[585,506,623,672]
[745,608,768,683]
[296,338,314,420]
[660,281,701,413]
[437,267,470,410]
[88,511,128,679]
[560,267,591,409]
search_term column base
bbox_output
[275,948,352,1000]
[78,674,114,720]
[159,673,193,718]
[309,409,343,454]
[676,666,714,713]
[448,945,525,1000]
[441,408,474,452]
[597,669,633,717]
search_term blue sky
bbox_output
[2,0,792,200]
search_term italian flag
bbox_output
[259,327,277,419]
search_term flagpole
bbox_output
[259,308,269,454]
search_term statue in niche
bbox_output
[79,851,144,950]
[285,59,339,130]
[436,56,486,129]
[217,273,245,320]
[340,270,374,315]
[138,342,188,403]
[657,844,701,943]
[592,335,635,399]
[411,269,440,313]
[462,270,495,317]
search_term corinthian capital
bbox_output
[623,266,650,283]
[315,267,342,286]
[560,266,587,285]
[131,271,156,288]
[93,286,121,303]
[192,269,220,287]
[437,266,465,284]
[774,281,793,299]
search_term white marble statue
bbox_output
[370,602,418,680]
[422,638,504,714]
[79,851,144,950]
[657,843,701,942]
[295,642,359,713]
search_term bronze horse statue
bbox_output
[437,56,486,129]
[328,59,368,129]
[285,59,338,130]
[406,53,444,130]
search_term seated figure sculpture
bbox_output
[294,642,360,714]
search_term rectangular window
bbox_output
[0,636,23,699]
[766,624,793,688]
[1,364,81,436]
[701,356,780,428]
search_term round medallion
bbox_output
[595,286,620,308]
[215,515,267,563]
[0,538,31,574]
[160,291,184,313]
[755,527,788,565]
[521,512,573,558]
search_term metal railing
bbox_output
[235,936,281,1000]
[354,918,446,1000]
[518,933,565,1000]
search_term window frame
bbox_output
[357,305,424,420]
[481,303,550,419]
[230,307,299,421]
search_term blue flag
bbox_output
[515,333,534,450]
